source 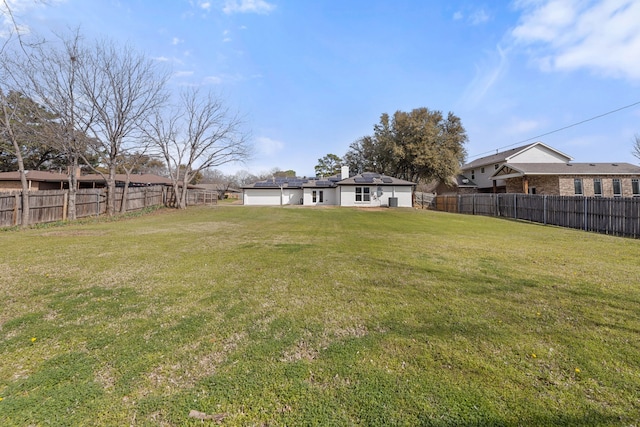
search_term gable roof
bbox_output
[491,162,640,180]
[462,142,572,170]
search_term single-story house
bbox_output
[0,171,184,192]
[457,142,640,196]
[0,171,70,191]
[77,173,174,188]
[243,166,416,207]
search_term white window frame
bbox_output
[613,179,622,197]
[593,178,602,197]
[355,187,370,202]
[574,178,583,195]
[632,179,639,197]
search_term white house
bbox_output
[243,166,416,207]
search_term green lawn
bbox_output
[1,206,639,426]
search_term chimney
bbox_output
[341,165,349,180]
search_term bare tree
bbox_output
[1,0,38,226]
[0,90,31,226]
[14,29,95,220]
[78,38,169,216]
[146,88,250,209]
[633,134,640,163]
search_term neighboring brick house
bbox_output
[458,142,640,197]
[460,142,572,193]
[495,163,640,197]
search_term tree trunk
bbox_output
[107,164,117,216]
[2,102,30,227]
[67,157,79,220]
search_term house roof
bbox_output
[337,172,416,186]
[245,172,415,189]
[462,142,573,170]
[491,162,640,180]
[196,183,241,193]
[455,174,477,187]
[0,171,69,182]
[77,173,173,186]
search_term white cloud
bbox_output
[204,75,223,84]
[511,0,640,80]
[172,37,184,45]
[255,136,284,156]
[199,1,211,11]
[504,117,544,135]
[1,0,66,37]
[470,8,490,25]
[459,45,509,108]
[452,6,491,25]
[223,0,276,15]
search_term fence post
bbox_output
[584,197,587,231]
[63,190,68,221]
[543,195,547,225]
[514,194,517,219]
[96,192,100,216]
[14,193,19,226]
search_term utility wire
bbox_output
[467,100,640,161]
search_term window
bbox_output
[481,167,485,173]
[574,178,583,195]
[528,187,536,195]
[495,164,499,170]
[355,187,370,202]
[633,179,639,196]
[319,190,324,203]
[471,170,475,180]
[613,179,622,197]
[312,190,317,203]
[593,178,602,197]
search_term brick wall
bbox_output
[503,175,639,197]
[504,176,560,195]
[560,175,639,197]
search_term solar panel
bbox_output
[315,180,331,186]
[382,177,393,183]
[362,172,381,178]
[354,177,374,183]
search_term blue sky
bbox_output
[4,0,640,176]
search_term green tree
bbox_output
[345,108,467,183]
[343,135,391,175]
[273,169,296,178]
[314,153,342,177]
[0,91,64,172]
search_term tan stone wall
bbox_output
[559,175,639,197]
[504,175,640,197]
[504,176,560,195]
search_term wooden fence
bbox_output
[432,194,640,238]
[0,186,217,228]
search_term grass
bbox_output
[1,205,639,426]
